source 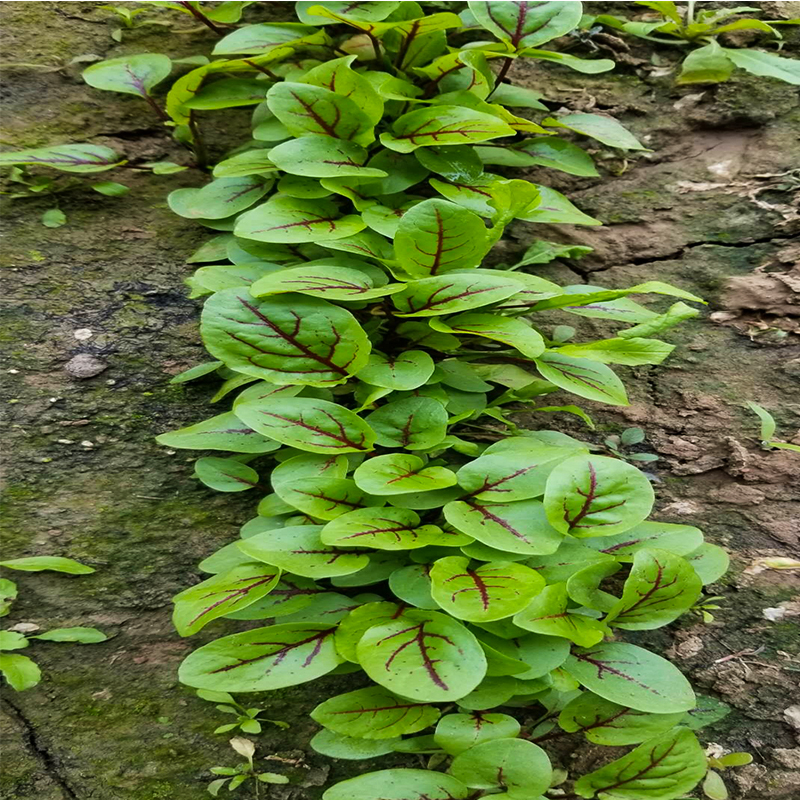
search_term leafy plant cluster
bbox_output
[0,557,107,691]
[1,2,742,798]
[584,0,800,85]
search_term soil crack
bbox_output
[2,697,77,799]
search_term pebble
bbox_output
[65,354,107,379]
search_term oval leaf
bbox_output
[323,769,470,800]
[430,556,545,622]
[565,641,696,714]
[543,455,655,537]
[201,289,370,386]
[172,563,281,636]
[312,685,440,739]
[450,737,552,794]
[178,623,341,691]
[357,610,487,701]
[238,526,370,578]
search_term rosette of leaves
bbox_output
[50,1,726,797]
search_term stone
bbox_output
[64,353,107,379]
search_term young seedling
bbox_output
[585,1,800,85]
[207,737,288,797]
[604,426,660,463]
[746,401,800,452]
[0,557,106,691]
[196,689,289,735]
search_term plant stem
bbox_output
[144,93,170,122]
[188,111,209,170]
[486,56,514,99]
[179,0,224,36]
[243,59,280,81]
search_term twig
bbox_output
[179,0,224,36]
[486,56,514,99]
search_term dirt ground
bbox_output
[1,3,798,799]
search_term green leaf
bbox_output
[555,337,674,366]
[513,239,594,266]
[322,770,470,800]
[469,1,582,48]
[194,457,259,493]
[520,185,602,226]
[444,498,563,555]
[322,507,461,551]
[475,631,570,679]
[41,209,67,228]
[703,770,729,800]
[236,397,375,453]
[357,609,487,702]
[213,150,277,179]
[304,1,401,23]
[301,55,384,124]
[434,711,520,755]
[83,54,171,97]
[389,564,438,609]
[312,685,440,739]
[543,455,655,537]
[0,579,18,617]
[513,582,608,646]
[574,728,707,799]
[172,564,281,636]
[267,81,374,143]
[392,273,523,317]
[0,557,94,574]
[0,144,124,173]
[0,653,41,691]
[455,444,575,502]
[310,729,401,759]
[270,452,349,491]
[30,627,107,644]
[357,351,435,390]
[430,556,544,622]
[684,543,730,585]
[433,313,545,358]
[678,41,735,84]
[559,691,685,746]
[450,737,552,795]
[515,137,599,176]
[178,623,342,691]
[334,601,407,661]
[224,575,328,620]
[353,454,457,496]
[91,180,129,196]
[723,47,800,85]
[250,265,400,302]
[605,549,703,630]
[381,106,514,153]
[0,631,28,651]
[520,48,615,74]
[184,78,268,110]
[582,521,704,562]
[238,525,369,578]
[534,352,628,406]
[565,642,696,714]
[366,397,448,450]
[745,401,777,442]
[543,113,647,151]
[168,177,270,220]
[156,412,279,454]
[235,194,365,243]
[277,476,381,520]
[415,145,483,183]
[201,289,370,386]
[394,198,489,278]
[268,136,387,179]
[213,22,322,56]
[681,695,731,731]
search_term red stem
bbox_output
[179,1,224,36]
